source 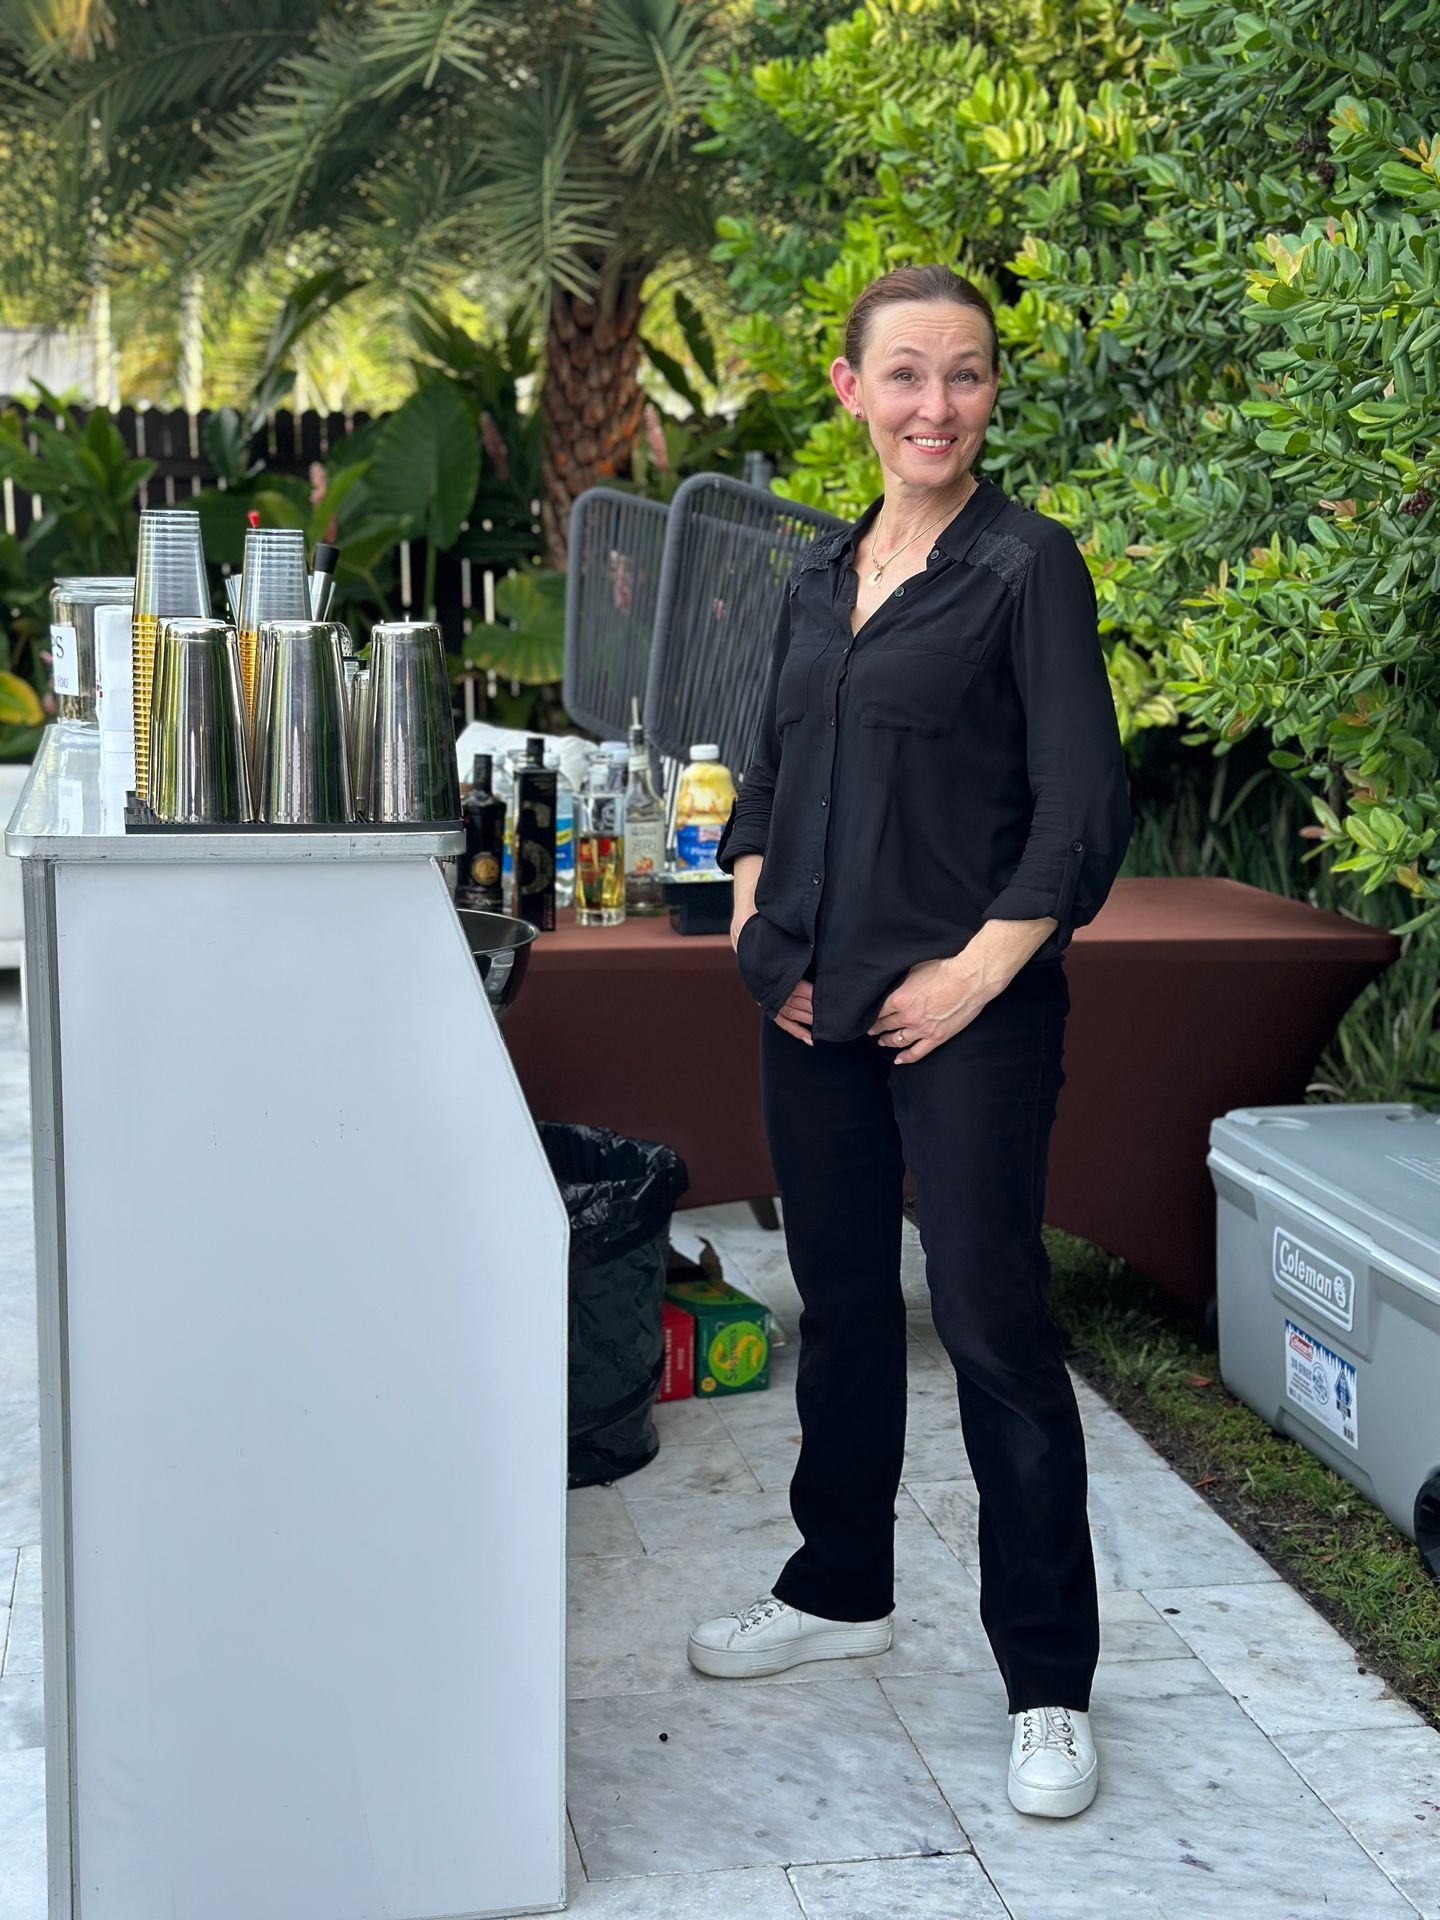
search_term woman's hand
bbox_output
[868,954,989,1064]
[729,853,762,951]
[730,906,813,1044]
[729,906,757,952]
[773,977,814,1047]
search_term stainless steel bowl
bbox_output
[455,908,540,1024]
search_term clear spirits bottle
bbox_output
[623,721,666,916]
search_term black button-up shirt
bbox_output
[715,475,1132,1042]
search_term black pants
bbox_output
[760,960,1099,1714]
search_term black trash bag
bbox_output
[536,1122,689,1489]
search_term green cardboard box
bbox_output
[662,1274,770,1397]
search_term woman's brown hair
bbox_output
[843,265,999,375]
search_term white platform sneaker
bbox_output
[687,1594,894,1679]
[1006,1705,1099,1818]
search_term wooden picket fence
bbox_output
[0,404,531,706]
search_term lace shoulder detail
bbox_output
[787,524,852,590]
[971,529,1035,600]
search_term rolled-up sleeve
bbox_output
[979,530,1131,951]
[715,589,792,875]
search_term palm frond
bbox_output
[13,0,118,62]
[11,4,310,137]
[441,62,620,305]
[349,132,496,294]
[134,18,392,272]
[582,0,724,177]
[360,0,505,93]
[0,0,316,258]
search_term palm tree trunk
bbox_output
[539,260,648,569]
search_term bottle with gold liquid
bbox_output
[131,509,210,803]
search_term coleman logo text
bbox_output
[1272,1228,1355,1333]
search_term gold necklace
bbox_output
[866,475,976,587]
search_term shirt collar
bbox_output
[843,473,1008,568]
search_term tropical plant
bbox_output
[702,0,1440,934]
[0,0,752,566]
[464,570,568,688]
[0,387,151,759]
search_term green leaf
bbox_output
[468,569,566,684]
[0,670,43,727]
[672,290,718,387]
[366,380,479,553]
[641,338,703,413]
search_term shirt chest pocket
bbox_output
[775,638,829,730]
[856,640,989,736]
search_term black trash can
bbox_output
[537,1122,689,1489]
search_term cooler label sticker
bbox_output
[51,622,78,695]
[1284,1318,1358,1450]
[1272,1227,1355,1333]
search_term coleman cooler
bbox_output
[1206,1103,1440,1578]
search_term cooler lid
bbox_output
[1208,1103,1440,1295]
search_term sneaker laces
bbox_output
[735,1596,787,1634]
[1018,1706,1077,1759]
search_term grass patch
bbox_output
[1044,1227,1440,1730]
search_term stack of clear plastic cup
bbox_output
[236,529,309,733]
[132,510,211,803]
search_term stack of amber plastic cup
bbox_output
[132,510,210,803]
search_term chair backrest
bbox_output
[642,474,845,780]
[563,487,670,743]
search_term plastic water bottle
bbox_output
[546,749,576,910]
[496,749,517,895]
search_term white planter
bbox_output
[1,758,31,969]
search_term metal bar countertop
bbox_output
[5,725,464,863]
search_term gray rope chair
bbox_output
[641,474,845,784]
[563,487,670,742]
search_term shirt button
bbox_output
[811,873,821,886]
[829,716,836,727]
[820,794,828,807]
[929,548,940,560]
[894,585,905,596]
[1071,839,1085,852]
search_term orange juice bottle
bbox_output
[674,744,736,871]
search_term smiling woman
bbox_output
[690,262,1133,1824]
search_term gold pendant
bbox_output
[869,567,885,586]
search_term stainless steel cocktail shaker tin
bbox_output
[361,621,461,824]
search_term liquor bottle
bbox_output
[623,722,666,916]
[506,734,558,932]
[601,741,630,793]
[457,753,505,912]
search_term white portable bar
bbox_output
[6,724,568,1920]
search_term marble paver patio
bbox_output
[0,974,1436,1920]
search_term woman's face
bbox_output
[831,300,999,491]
